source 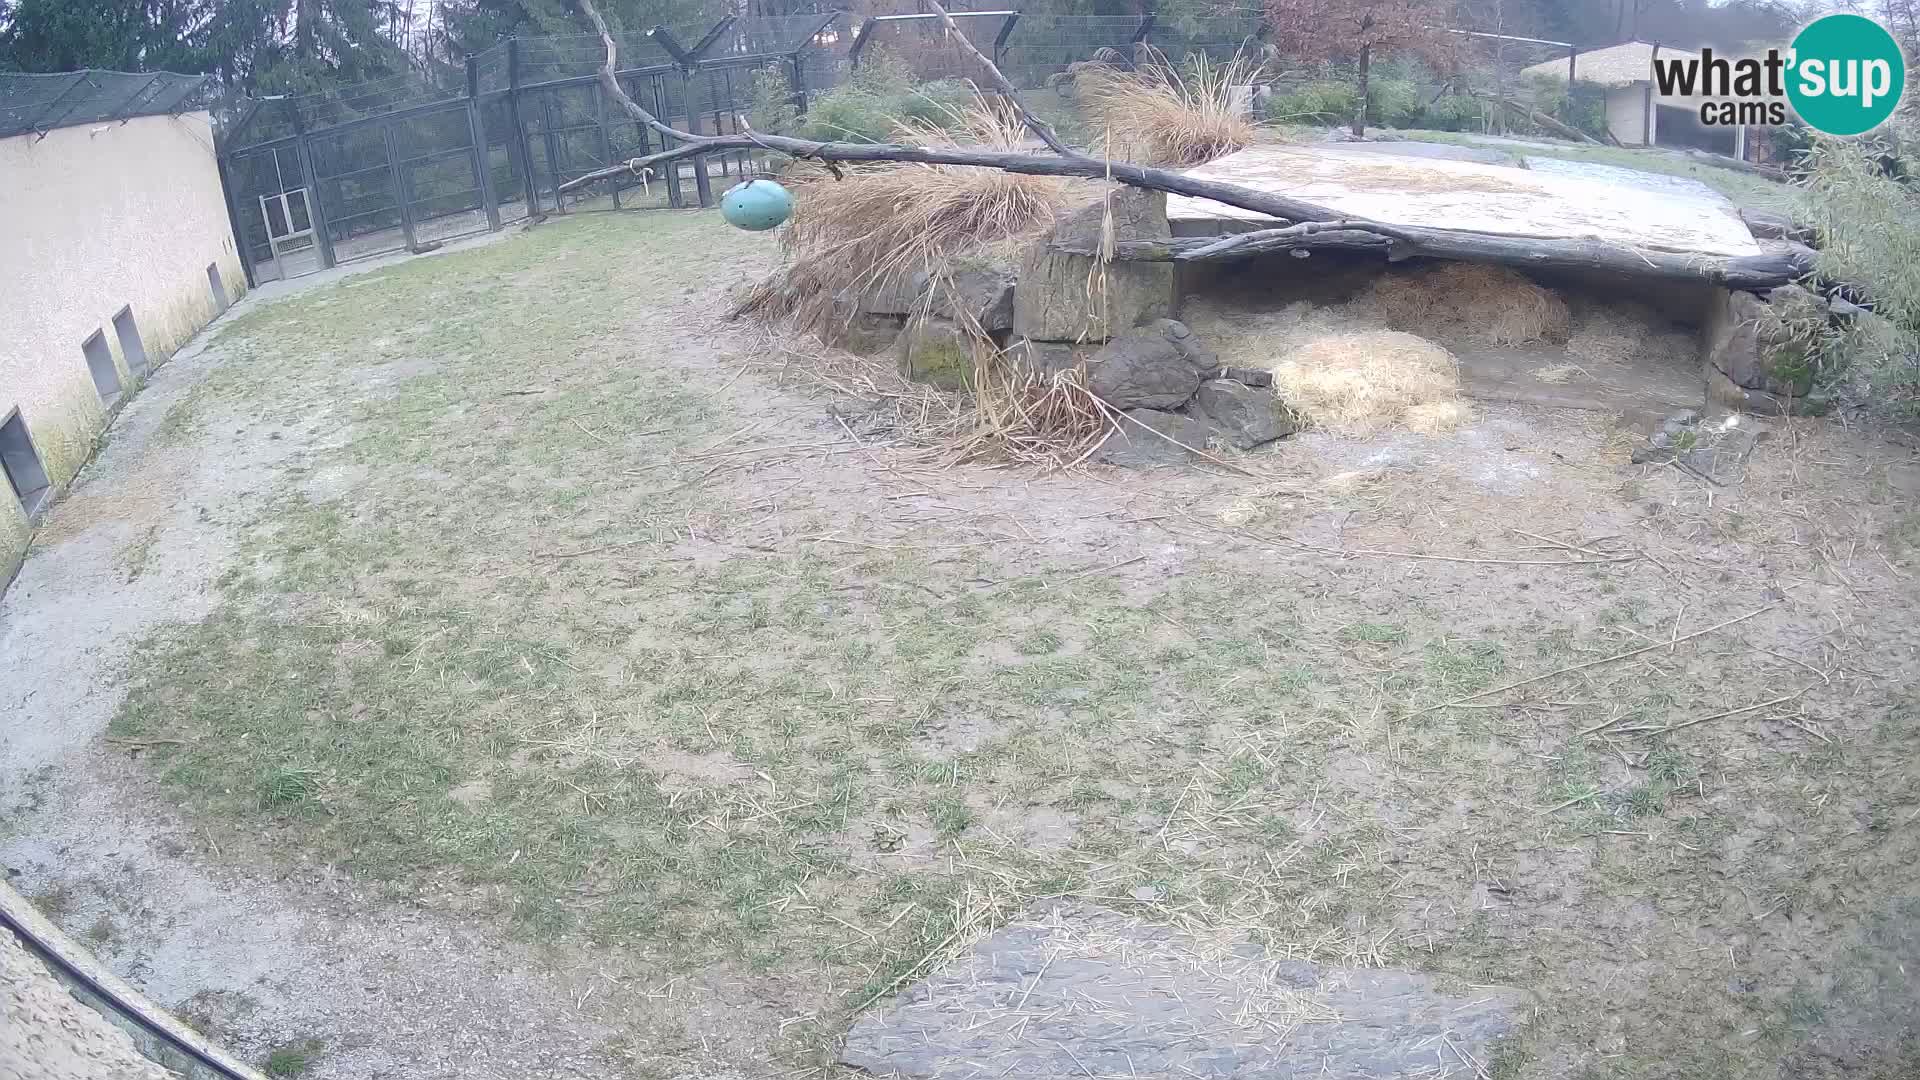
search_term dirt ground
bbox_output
[4,207,1920,1079]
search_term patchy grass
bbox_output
[105,208,1920,1077]
[263,1038,326,1078]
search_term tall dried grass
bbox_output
[1074,51,1263,167]
[1269,330,1470,436]
[731,90,1081,339]
[1354,263,1571,347]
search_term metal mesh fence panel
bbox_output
[0,69,213,139]
[855,12,1013,84]
[997,14,1140,89]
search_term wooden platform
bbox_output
[1166,145,1761,259]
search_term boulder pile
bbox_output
[837,187,1298,465]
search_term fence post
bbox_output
[659,78,685,208]
[506,37,542,217]
[682,70,713,207]
[595,79,621,209]
[287,99,337,269]
[380,120,420,251]
[788,52,808,115]
[215,153,259,289]
[466,57,502,231]
[1564,47,1578,124]
[538,91,568,213]
[991,12,1020,71]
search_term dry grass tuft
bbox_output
[731,90,1080,339]
[1073,51,1262,167]
[1269,330,1471,436]
[947,366,1111,470]
[1355,263,1571,347]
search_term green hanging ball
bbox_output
[720,178,793,232]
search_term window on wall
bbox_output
[113,306,148,378]
[207,263,230,310]
[0,409,51,516]
[82,330,122,409]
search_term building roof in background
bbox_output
[1522,40,1665,86]
[0,69,213,141]
[1520,39,1783,106]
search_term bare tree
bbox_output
[1264,0,1451,136]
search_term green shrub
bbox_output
[1524,74,1608,139]
[1365,77,1420,128]
[1795,140,1920,413]
[1263,76,1418,129]
[1420,93,1486,131]
[1265,80,1357,125]
[794,50,975,143]
[747,63,798,136]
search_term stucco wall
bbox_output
[0,110,243,581]
[1605,85,1652,145]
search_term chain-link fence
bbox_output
[0,69,214,139]
[213,10,1593,287]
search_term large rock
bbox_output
[841,902,1530,1078]
[916,263,1017,334]
[1704,286,1823,400]
[1706,364,1832,417]
[1740,207,1815,244]
[1085,320,1214,409]
[834,311,905,355]
[1093,408,1212,466]
[1190,378,1298,448]
[896,315,977,389]
[856,272,924,317]
[1015,188,1176,342]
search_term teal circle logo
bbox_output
[1787,14,1907,136]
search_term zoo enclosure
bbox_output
[214,9,1581,286]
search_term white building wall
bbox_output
[0,110,244,581]
[1605,85,1653,145]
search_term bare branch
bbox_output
[579,0,698,146]
[562,0,1807,292]
[923,0,1072,155]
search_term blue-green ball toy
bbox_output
[721,179,793,232]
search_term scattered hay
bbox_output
[1532,363,1590,384]
[1402,399,1472,433]
[1269,330,1470,437]
[1321,467,1389,493]
[1354,263,1571,347]
[1073,51,1262,167]
[1216,498,1265,526]
[947,366,1111,470]
[731,89,1081,339]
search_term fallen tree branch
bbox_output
[567,0,1811,292]
[1473,93,1600,145]
[1081,227,1813,288]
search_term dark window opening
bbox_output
[82,329,121,408]
[0,409,51,516]
[113,306,148,378]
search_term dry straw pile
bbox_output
[1073,51,1263,167]
[732,89,1081,339]
[732,89,1114,468]
[1357,263,1572,347]
[1269,330,1469,436]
